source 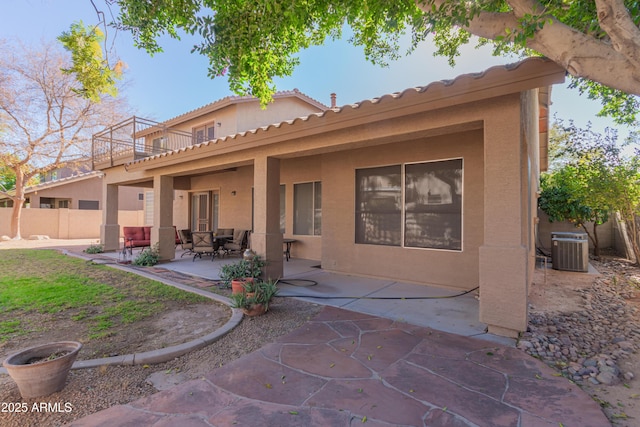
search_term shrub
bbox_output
[84,243,104,254]
[132,245,160,266]
[219,255,266,287]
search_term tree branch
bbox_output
[418,0,640,96]
[594,0,640,69]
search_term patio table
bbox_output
[283,238,297,261]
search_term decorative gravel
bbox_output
[519,258,640,386]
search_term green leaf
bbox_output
[58,21,122,102]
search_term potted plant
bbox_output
[220,255,265,294]
[229,279,279,316]
[3,341,82,398]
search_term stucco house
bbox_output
[0,165,143,211]
[25,171,143,211]
[93,58,566,337]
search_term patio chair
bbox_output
[223,229,248,256]
[178,229,194,258]
[191,231,220,261]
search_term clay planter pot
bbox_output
[242,303,267,317]
[3,341,82,398]
[231,277,253,295]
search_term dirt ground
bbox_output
[0,239,231,363]
[530,258,640,426]
[0,302,229,363]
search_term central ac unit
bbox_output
[551,237,588,272]
[551,231,588,241]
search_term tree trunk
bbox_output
[10,201,23,240]
[619,211,640,265]
[10,170,26,240]
[629,214,640,266]
[580,223,598,257]
[581,222,601,258]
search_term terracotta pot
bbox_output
[242,303,266,317]
[3,341,82,398]
[231,277,254,295]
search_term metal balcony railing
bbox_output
[92,116,194,169]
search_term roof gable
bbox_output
[162,89,328,127]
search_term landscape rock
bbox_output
[520,258,640,386]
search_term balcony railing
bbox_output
[92,116,194,169]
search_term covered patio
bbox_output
[103,247,505,344]
[95,58,567,338]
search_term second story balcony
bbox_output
[92,116,194,170]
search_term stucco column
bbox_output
[101,183,120,251]
[153,175,176,261]
[252,156,283,281]
[479,110,529,338]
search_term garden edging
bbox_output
[0,250,243,375]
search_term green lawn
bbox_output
[0,249,210,341]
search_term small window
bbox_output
[294,182,321,236]
[193,122,216,144]
[40,197,55,209]
[138,193,144,201]
[78,200,99,210]
[144,191,154,225]
[152,137,168,154]
[280,184,285,234]
[58,200,69,209]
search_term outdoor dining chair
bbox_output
[191,231,220,261]
[178,229,194,258]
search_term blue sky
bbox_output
[1,0,630,136]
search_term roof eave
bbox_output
[126,58,566,172]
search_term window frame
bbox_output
[193,122,216,144]
[152,137,168,154]
[293,181,322,236]
[355,158,463,252]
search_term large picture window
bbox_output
[294,182,321,235]
[355,159,463,251]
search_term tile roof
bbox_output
[129,57,565,167]
[161,89,329,127]
[24,171,103,192]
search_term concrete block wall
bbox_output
[0,207,144,239]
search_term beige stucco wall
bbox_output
[235,97,325,132]
[0,207,143,239]
[321,130,483,289]
[189,166,255,231]
[166,96,325,143]
[168,129,483,288]
[171,105,238,142]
